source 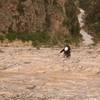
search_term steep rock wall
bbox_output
[0,0,79,38]
[75,0,100,41]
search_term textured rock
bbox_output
[0,0,79,37]
[0,45,100,100]
[76,0,100,41]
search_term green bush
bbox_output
[88,22,100,41]
[0,31,82,46]
[4,31,50,46]
[0,35,4,42]
[64,34,82,46]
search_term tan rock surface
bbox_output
[0,44,100,100]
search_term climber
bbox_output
[60,45,71,58]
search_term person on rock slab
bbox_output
[60,45,71,58]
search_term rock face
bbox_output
[77,0,100,41]
[78,8,94,45]
[0,45,100,100]
[85,0,100,40]
[0,0,79,37]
